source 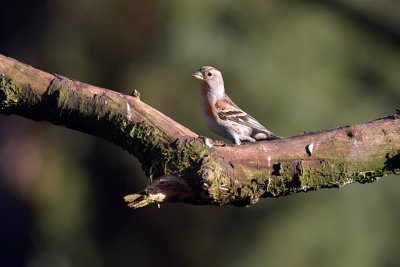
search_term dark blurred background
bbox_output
[0,0,399,266]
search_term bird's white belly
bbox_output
[201,112,240,142]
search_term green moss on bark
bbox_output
[263,153,399,198]
[158,138,210,174]
[199,158,232,205]
[194,148,400,206]
[266,162,300,197]
[0,75,40,112]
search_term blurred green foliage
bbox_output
[0,0,399,266]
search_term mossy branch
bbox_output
[1,54,399,209]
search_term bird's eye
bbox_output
[207,72,213,77]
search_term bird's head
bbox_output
[192,66,225,98]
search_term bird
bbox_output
[192,66,281,145]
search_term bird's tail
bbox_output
[264,134,282,140]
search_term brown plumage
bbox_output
[192,66,281,145]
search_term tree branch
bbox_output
[1,54,399,209]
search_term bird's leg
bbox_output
[234,137,241,145]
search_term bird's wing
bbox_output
[215,95,269,132]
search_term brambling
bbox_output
[192,66,281,145]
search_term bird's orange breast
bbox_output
[200,90,218,120]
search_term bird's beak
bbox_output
[192,71,204,81]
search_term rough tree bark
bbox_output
[0,54,399,209]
